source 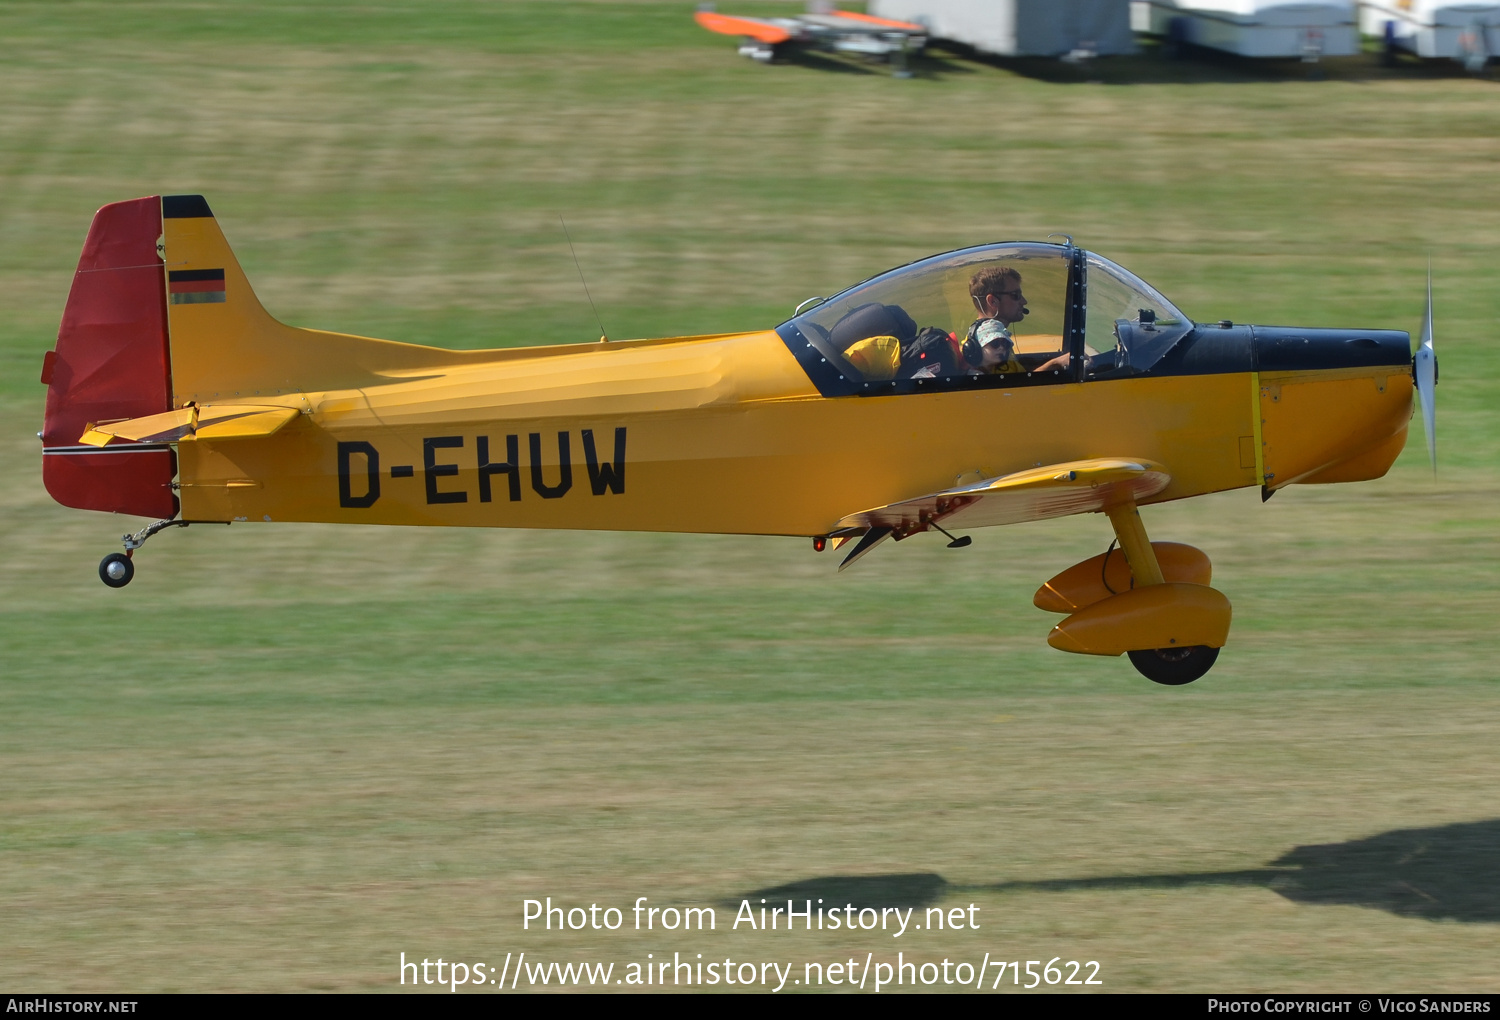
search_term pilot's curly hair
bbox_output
[968,265,1021,301]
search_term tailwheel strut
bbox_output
[98,518,190,588]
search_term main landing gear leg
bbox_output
[98,519,190,588]
[1103,501,1164,587]
[1104,501,1218,685]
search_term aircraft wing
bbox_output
[80,404,301,446]
[834,458,1170,569]
[802,11,925,34]
[694,11,796,44]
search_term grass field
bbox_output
[2,0,1499,993]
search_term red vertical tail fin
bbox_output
[41,196,179,519]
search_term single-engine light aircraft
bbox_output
[40,196,1435,685]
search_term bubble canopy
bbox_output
[778,242,1194,396]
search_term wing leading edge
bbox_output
[834,458,1171,570]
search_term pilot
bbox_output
[964,267,1027,374]
[900,267,1027,379]
[965,266,1071,375]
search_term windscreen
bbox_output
[1083,252,1193,377]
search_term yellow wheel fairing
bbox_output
[1047,583,1233,656]
[1034,543,1213,614]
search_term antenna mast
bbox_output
[560,215,608,342]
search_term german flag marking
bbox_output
[169,268,225,305]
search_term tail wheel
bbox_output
[1127,644,1219,685]
[99,552,134,588]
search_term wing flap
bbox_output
[836,458,1171,538]
[80,404,300,446]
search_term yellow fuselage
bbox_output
[156,205,1413,535]
[174,329,1412,535]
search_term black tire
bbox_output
[1127,644,1218,685]
[99,552,134,588]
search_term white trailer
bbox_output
[1132,1,1359,57]
[868,0,1136,58]
[1360,0,1498,63]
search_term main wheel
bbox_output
[1127,644,1218,685]
[99,552,134,588]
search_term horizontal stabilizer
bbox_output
[81,404,300,446]
[836,458,1172,546]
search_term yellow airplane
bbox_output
[40,195,1434,685]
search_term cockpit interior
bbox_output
[779,242,1193,397]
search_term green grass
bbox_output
[2,1,1499,993]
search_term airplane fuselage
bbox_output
[174,327,1413,536]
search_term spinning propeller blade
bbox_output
[1414,258,1437,472]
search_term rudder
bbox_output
[41,196,178,519]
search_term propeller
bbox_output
[1414,258,1437,472]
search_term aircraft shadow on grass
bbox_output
[733,820,1500,923]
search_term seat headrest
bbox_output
[829,302,917,350]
